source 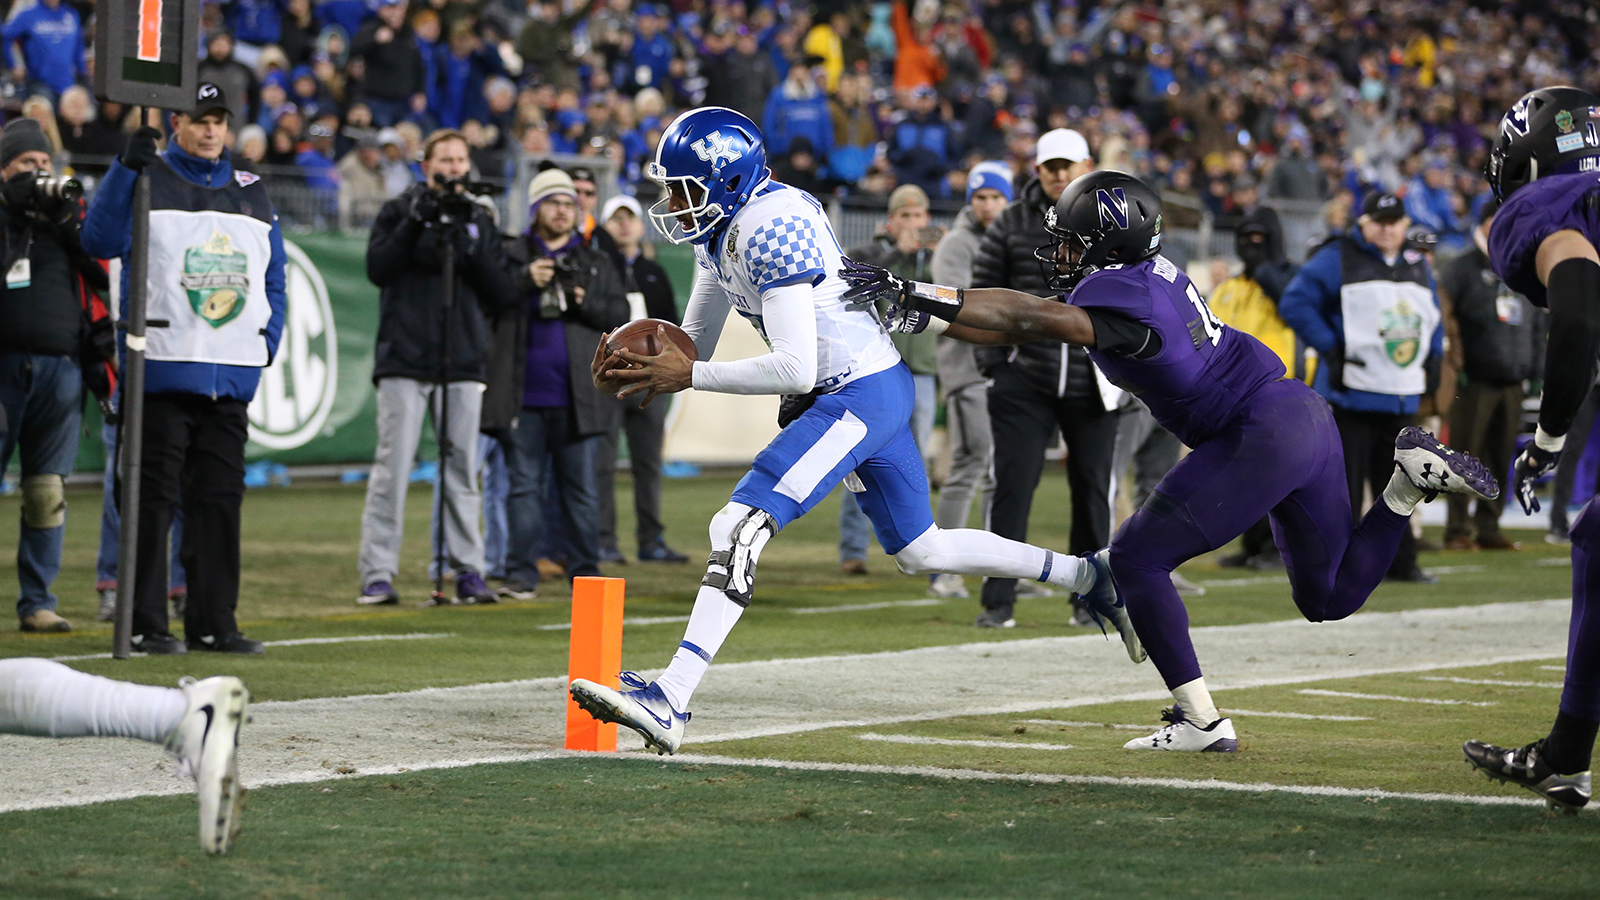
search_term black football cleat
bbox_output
[1464,738,1592,813]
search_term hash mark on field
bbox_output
[1222,709,1372,721]
[791,599,943,614]
[1533,557,1572,566]
[1539,665,1566,672]
[49,632,454,661]
[1418,676,1562,688]
[1297,689,1496,707]
[858,733,1075,750]
[1197,575,1286,588]
[1426,565,1485,575]
[1023,719,1152,731]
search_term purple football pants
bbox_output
[1562,502,1600,722]
[1109,379,1410,690]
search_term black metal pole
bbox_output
[431,218,454,604]
[113,127,151,659]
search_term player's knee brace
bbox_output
[892,526,943,575]
[21,475,65,529]
[702,502,778,607]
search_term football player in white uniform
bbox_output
[0,658,249,853]
[568,107,1100,755]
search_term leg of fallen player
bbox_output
[0,658,250,853]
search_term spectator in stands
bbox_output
[318,0,372,38]
[351,0,427,128]
[20,96,61,155]
[226,0,284,63]
[566,165,619,260]
[517,0,599,90]
[338,135,388,226]
[437,22,505,130]
[888,84,953,197]
[358,128,519,607]
[198,31,259,127]
[772,136,825,197]
[927,162,1012,599]
[1266,124,1325,202]
[1280,191,1442,584]
[890,0,944,91]
[234,125,267,171]
[2,0,85,100]
[628,5,675,93]
[803,10,851,95]
[972,127,1120,628]
[593,195,687,566]
[705,28,776,119]
[297,118,342,194]
[1404,155,1470,252]
[763,55,833,170]
[837,183,942,576]
[484,168,629,600]
[376,127,414,195]
[1439,201,1544,552]
[289,64,337,123]
[279,0,322,67]
[54,86,106,159]
[1210,207,1305,569]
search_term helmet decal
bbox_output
[1504,96,1533,137]
[1096,188,1129,230]
[1044,205,1058,229]
[692,130,743,172]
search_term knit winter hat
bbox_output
[0,119,51,167]
[526,167,577,208]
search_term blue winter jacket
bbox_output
[1279,229,1442,414]
[80,145,288,403]
[2,2,84,94]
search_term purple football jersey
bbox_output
[1073,256,1286,446]
[1488,171,1600,307]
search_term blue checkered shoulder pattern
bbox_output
[744,214,827,291]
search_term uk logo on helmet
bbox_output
[1096,188,1129,230]
[692,131,743,168]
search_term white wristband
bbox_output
[925,316,949,337]
[1534,426,1566,453]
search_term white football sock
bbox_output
[894,526,1090,590]
[0,658,186,744]
[654,585,746,713]
[1171,677,1221,728]
[1382,466,1428,515]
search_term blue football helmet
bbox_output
[647,106,769,245]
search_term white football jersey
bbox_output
[692,180,901,391]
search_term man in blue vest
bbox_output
[81,82,287,655]
[1281,191,1443,583]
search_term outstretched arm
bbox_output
[946,288,1098,346]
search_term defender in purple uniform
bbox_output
[1464,86,1600,813]
[842,171,1500,752]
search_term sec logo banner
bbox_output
[248,240,339,450]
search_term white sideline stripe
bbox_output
[1419,676,1563,688]
[653,754,1552,809]
[48,632,454,662]
[1298,689,1497,707]
[1221,709,1372,721]
[1024,719,1151,731]
[534,600,945,631]
[792,599,943,614]
[859,733,1075,750]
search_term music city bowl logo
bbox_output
[247,241,338,450]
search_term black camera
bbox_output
[538,256,579,319]
[33,174,81,205]
[426,172,501,221]
[1,171,81,221]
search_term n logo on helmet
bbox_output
[1504,96,1533,137]
[1096,188,1129,230]
[692,131,743,170]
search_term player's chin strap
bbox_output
[702,505,779,607]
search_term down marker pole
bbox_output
[566,576,626,751]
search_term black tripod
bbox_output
[428,221,456,605]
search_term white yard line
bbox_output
[0,598,1569,813]
[48,632,454,662]
[1418,676,1563,688]
[1219,709,1371,721]
[1297,689,1497,707]
[537,616,689,631]
[534,599,945,631]
[1024,719,1152,730]
[858,733,1075,750]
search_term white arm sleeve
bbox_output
[690,282,817,395]
[679,267,731,361]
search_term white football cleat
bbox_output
[165,675,250,854]
[570,672,689,756]
[1076,548,1146,663]
[1394,426,1500,501]
[1124,706,1238,752]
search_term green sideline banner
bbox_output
[74,235,698,472]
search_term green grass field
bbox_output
[0,473,1595,899]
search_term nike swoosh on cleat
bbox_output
[639,705,676,730]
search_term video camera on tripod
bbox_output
[416,172,501,223]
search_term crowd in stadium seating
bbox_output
[6,1,1597,238]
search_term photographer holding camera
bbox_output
[482,168,629,600]
[358,128,520,606]
[0,117,101,634]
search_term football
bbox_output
[606,318,697,363]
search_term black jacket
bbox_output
[970,176,1100,400]
[482,232,631,435]
[350,21,426,102]
[0,199,104,359]
[1439,246,1546,386]
[617,251,680,325]
[367,187,520,384]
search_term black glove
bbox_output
[1512,439,1561,515]
[839,256,965,320]
[0,171,34,210]
[120,127,162,172]
[409,188,442,224]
